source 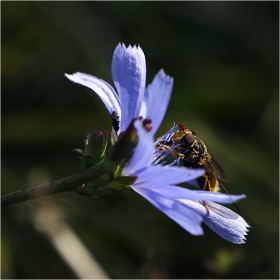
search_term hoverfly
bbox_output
[165,124,240,214]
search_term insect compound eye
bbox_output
[180,133,195,147]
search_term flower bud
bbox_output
[76,131,108,169]
[85,131,108,155]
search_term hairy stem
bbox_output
[1,159,115,206]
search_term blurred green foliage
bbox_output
[2,2,278,279]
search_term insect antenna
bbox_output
[219,182,241,214]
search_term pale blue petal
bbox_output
[152,186,246,204]
[179,200,250,244]
[111,44,146,132]
[123,120,154,175]
[135,165,205,187]
[141,70,173,135]
[132,187,204,235]
[65,72,121,117]
[139,95,148,119]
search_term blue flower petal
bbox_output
[123,120,154,175]
[141,70,173,135]
[132,187,204,235]
[178,200,250,244]
[133,169,245,204]
[111,44,146,132]
[65,72,121,117]
[151,185,246,204]
[136,165,205,187]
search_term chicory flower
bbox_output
[66,43,249,244]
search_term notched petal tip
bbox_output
[64,72,82,84]
[116,42,144,56]
[158,69,174,82]
[132,44,142,50]
[244,223,251,236]
[64,72,84,82]
[64,72,74,78]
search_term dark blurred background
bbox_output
[1,2,279,279]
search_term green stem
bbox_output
[1,159,115,206]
